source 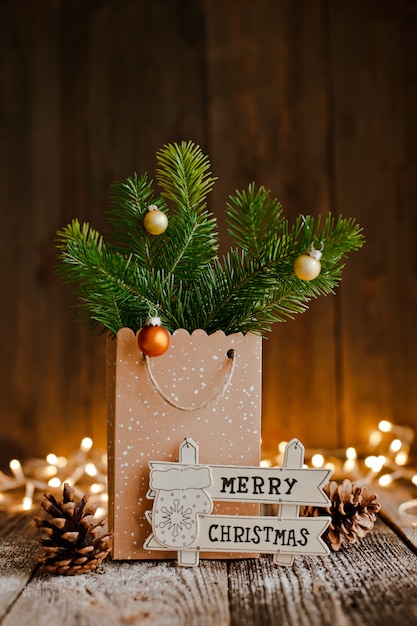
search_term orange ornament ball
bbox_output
[138,323,170,357]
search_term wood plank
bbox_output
[229,519,417,626]
[373,479,417,551]
[3,559,229,626]
[0,0,44,464]
[0,0,209,463]
[0,511,39,620]
[3,513,417,625]
[329,1,417,454]
[204,0,340,455]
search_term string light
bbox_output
[390,439,402,453]
[366,420,414,488]
[378,474,393,487]
[85,462,98,477]
[81,437,93,452]
[346,447,357,460]
[3,418,416,522]
[261,419,416,523]
[368,430,383,447]
[0,438,107,513]
[395,451,409,466]
[378,420,392,433]
[311,454,325,468]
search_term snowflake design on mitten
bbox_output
[159,499,193,538]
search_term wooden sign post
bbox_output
[145,438,332,566]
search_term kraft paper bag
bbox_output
[107,327,262,560]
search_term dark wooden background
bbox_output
[1,0,416,466]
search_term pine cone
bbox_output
[301,479,381,551]
[34,483,112,575]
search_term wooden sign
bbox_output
[144,438,332,566]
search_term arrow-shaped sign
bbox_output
[148,462,331,506]
[144,513,330,556]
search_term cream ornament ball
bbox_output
[143,205,168,235]
[294,244,323,281]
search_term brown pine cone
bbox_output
[34,482,112,575]
[301,479,381,551]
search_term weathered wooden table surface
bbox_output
[1,486,417,626]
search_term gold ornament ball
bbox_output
[138,324,170,357]
[294,254,321,281]
[144,208,168,235]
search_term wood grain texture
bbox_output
[3,559,230,626]
[0,0,208,463]
[229,525,417,626]
[205,0,339,454]
[373,479,417,550]
[2,512,417,626]
[0,512,40,620]
[1,0,417,463]
[328,0,417,457]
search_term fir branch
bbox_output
[56,220,178,333]
[106,171,218,282]
[56,143,364,337]
[156,141,217,213]
[189,213,363,335]
[107,172,162,267]
[151,140,219,281]
[226,183,284,260]
[151,211,218,282]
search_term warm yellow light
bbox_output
[81,437,93,452]
[47,453,67,468]
[379,474,393,487]
[390,439,402,453]
[260,459,272,468]
[278,441,288,454]
[365,456,375,469]
[311,454,325,468]
[346,447,357,460]
[48,477,61,488]
[22,496,33,510]
[90,483,103,494]
[411,475,417,487]
[369,430,383,446]
[343,459,356,473]
[45,465,57,477]
[395,451,408,466]
[365,455,385,472]
[85,463,97,477]
[378,420,392,433]
[95,506,106,519]
[9,459,24,480]
[377,455,386,470]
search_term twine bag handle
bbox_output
[144,349,236,412]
